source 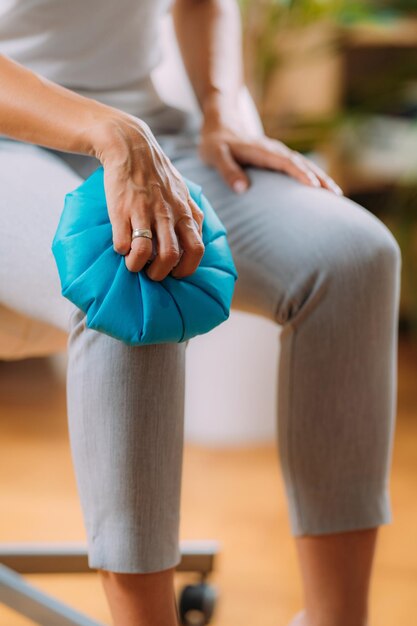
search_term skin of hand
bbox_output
[92,117,205,280]
[172,0,343,197]
[198,99,344,196]
[0,54,205,281]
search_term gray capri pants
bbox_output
[0,102,401,573]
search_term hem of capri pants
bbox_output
[285,481,392,537]
[278,324,395,536]
[85,520,182,574]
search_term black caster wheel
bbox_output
[178,582,218,625]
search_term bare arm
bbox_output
[0,54,205,278]
[171,0,243,124]
[172,0,343,195]
[0,54,119,155]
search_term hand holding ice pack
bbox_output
[51,166,238,345]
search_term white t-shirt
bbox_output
[0,0,174,115]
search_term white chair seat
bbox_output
[0,304,67,360]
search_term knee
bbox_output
[315,200,403,337]
[275,199,401,327]
[329,202,401,288]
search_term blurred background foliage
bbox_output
[237,0,417,337]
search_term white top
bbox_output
[0,0,174,115]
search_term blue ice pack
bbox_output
[51,166,238,345]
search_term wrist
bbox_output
[201,89,243,132]
[79,107,148,167]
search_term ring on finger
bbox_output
[131,227,153,242]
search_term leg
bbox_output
[66,307,185,625]
[0,138,83,331]
[0,137,185,625]
[99,567,179,626]
[157,135,401,626]
[290,527,378,626]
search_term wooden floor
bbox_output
[0,339,416,626]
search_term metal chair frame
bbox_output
[0,539,219,625]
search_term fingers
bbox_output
[298,154,344,196]
[231,137,343,194]
[145,207,205,281]
[114,187,205,280]
[108,181,153,268]
[235,140,322,189]
[187,196,205,239]
[112,218,132,256]
[124,217,154,273]
[212,142,250,193]
[143,190,180,281]
[145,213,181,281]
[286,151,322,188]
[105,143,205,279]
[170,213,205,279]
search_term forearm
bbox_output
[171,0,244,124]
[0,54,136,160]
[172,0,342,195]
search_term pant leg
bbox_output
[66,307,186,572]
[0,138,83,330]
[0,136,187,573]
[157,134,401,536]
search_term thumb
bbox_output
[215,142,250,193]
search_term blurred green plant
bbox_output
[237,0,413,107]
[238,0,414,24]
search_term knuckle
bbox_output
[133,251,151,265]
[155,203,173,220]
[193,208,204,222]
[289,150,302,164]
[271,139,290,156]
[216,142,229,155]
[186,215,199,228]
[172,189,187,207]
[160,246,180,263]
[130,246,151,264]
[113,239,130,254]
[125,258,139,273]
[176,212,194,228]
[130,246,150,260]
[188,240,205,255]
